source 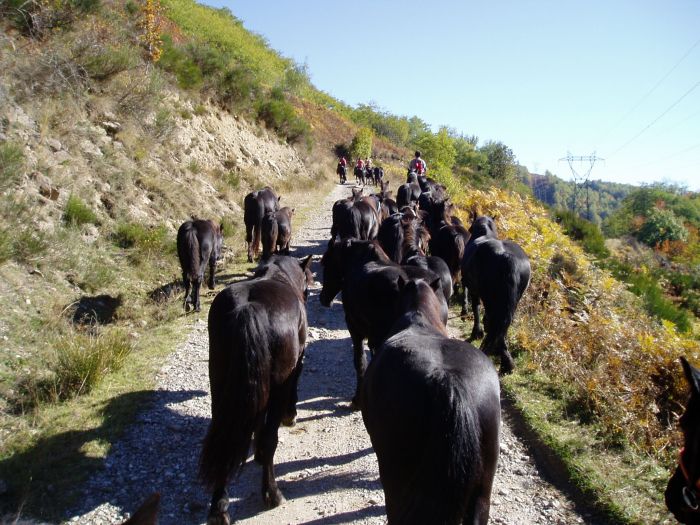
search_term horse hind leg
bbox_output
[182,275,192,312]
[257,390,286,508]
[208,259,216,290]
[348,328,367,410]
[192,278,203,312]
[206,486,231,525]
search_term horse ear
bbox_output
[681,357,700,396]
[429,275,442,295]
[300,254,313,272]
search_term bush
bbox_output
[0,229,12,263]
[350,127,373,160]
[63,195,99,226]
[605,259,692,333]
[637,207,688,247]
[256,92,309,143]
[218,66,260,112]
[14,329,132,410]
[113,222,171,263]
[53,330,132,399]
[158,36,203,89]
[74,43,140,81]
[11,228,48,263]
[4,0,101,36]
[0,142,25,190]
[553,209,609,258]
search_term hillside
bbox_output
[1,0,699,523]
[523,171,637,225]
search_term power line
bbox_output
[600,36,700,142]
[607,78,700,158]
[628,141,700,169]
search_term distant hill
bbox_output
[522,171,636,225]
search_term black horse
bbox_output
[177,219,224,312]
[362,277,500,524]
[373,166,384,185]
[336,162,347,184]
[461,215,530,374]
[261,207,295,259]
[320,239,447,408]
[244,187,280,262]
[396,181,421,209]
[354,165,366,185]
[330,188,379,241]
[666,357,700,524]
[199,255,313,524]
[428,201,470,287]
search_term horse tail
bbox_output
[395,374,481,524]
[199,303,271,490]
[350,205,363,239]
[261,213,278,260]
[177,222,200,282]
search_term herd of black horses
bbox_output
[161,169,700,525]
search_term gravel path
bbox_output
[68,183,605,525]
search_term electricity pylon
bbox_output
[558,152,605,220]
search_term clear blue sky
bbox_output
[203,0,700,190]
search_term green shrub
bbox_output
[0,142,25,190]
[11,228,48,263]
[12,329,132,411]
[158,36,204,89]
[0,229,12,263]
[605,259,692,332]
[637,207,688,247]
[256,92,309,143]
[76,43,139,80]
[63,195,99,226]
[113,222,171,263]
[53,329,132,399]
[554,209,609,258]
[218,66,260,111]
[227,171,240,189]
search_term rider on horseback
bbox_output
[408,151,427,175]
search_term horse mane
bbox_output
[394,279,448,337]
[401,219,428,260]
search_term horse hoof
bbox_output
[282,415,296,427]
[264,491,286,509]
[207,514,230,525]
[499,359,515,375]
[207,497,231,525]
[349,398,361,411]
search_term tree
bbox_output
[350,127,373,160]
[637,207,688,247]
[480,141,517,181]
[415,126,456,177]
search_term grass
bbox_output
[501,370,674,524]
[63,194,99,226]
[0,142,25,190]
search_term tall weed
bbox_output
[0,142,25,190]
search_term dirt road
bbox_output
[69,183,604,525]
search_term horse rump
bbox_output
[199,300,272,492]
[362,336,500,524]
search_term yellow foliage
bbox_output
[139,0,163,62]
[446,171,700,464]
